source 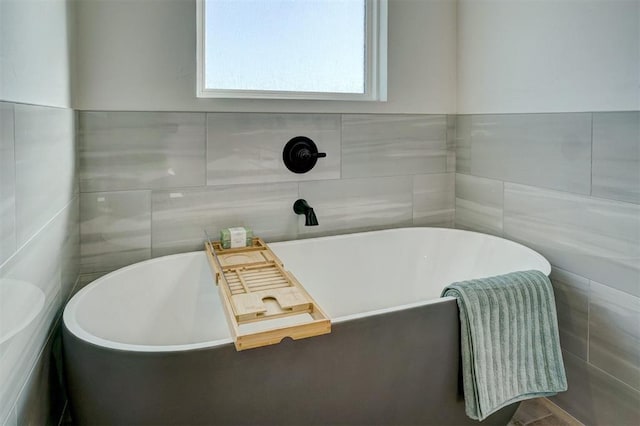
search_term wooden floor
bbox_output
[509,398,584,426]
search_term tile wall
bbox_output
[0,102,79,425]
[77,112,456,281]
[454,111,640,426]
[74,110,639,426]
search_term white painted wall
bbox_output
[457,0,640,114]
[74,0,457,113]
[0,0,74,108]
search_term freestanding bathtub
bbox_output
[63,228,550,425]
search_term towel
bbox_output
[441,270,567,421]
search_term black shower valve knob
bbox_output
[283,136,327,174]
[297,149,327,160]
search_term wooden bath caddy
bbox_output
[205,237,331,351]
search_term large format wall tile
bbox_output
[471,113,592,194]
[592,112,640,204]
[151,183,299,256]
[0,103,16,265]
[0,300,58,425]
[503,183,640,297]
[0,200,74,422]
[79,112,206,192]
[412,173,454,227]
[80,191,151,273]
[207,113,340,185]
[551,350,640,426]
[298,176,413,236]
[589,281,640,391]
[341,114,447,178]
[549,267,589,360]
[454,173,503,236]
[14,104,75,246]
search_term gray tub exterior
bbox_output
[63,298,519,425]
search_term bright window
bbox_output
[196,0,387,101]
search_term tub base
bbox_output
[63,299,518,425]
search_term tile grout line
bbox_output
[204,112,209,187]
[0,195,77,271]
[586,280,591,364]
[149,189,154,259]
[11,103,18,262]
[339,113,343,179]
[501,178,505,237]
[564,346,640,394]
[589,112,593,196]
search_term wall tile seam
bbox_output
[589,112,594,197]
[204,111,209,187]
[467,174,592,198]
[339,114,343,179]
[78,182,207,194]
[588,278,640,320]
[584,192,640,208]
[78,111,640,116]
[587,281,591,365]
[552,269,640,389]
[556,349,638,426]
[79,172,455,195]
[10,102,18,266]
[0,195,79,271]
[500,177,505,237]
[454,111,640,117]
[503,182,640,208]
[550,271,588,363]
[549,261,640,310]
[148,192,154,261]
[0,100,73,111]
[456,173,640,207]
[66,274,82,305]
[581,352,640,396]
[77,110,449,116]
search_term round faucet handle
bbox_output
[283,136,327,173]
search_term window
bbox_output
[196,0,387,101]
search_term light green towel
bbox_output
[441,270,567,421]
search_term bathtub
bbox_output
[63,228,550,425]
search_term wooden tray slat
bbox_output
[205,237,331,351]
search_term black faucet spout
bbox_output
[293,199,319,226]
[304,207,318,226]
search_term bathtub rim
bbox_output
[63,227,551,353]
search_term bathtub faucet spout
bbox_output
[293,199,319,226]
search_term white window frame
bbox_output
[196,0,387,101]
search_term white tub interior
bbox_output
[64,228,550,352]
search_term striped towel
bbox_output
[441,270,567,421]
